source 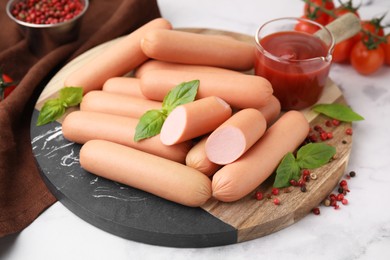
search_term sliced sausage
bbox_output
[160,96,232,145]
[212,110,310,202]
[62,111,191,163]
[205,108,267,165]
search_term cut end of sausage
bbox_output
[160,106,188,145]
[206,126,246,165]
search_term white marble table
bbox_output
[1,0,390,259]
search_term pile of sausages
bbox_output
[61,18,310,207]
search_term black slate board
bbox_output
[30,109,236,247]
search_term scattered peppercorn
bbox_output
[323,199,331,207]
[11,0,85,25]
[320,132,328,141]
[273,198,280,205]
[300,185,307,192]
[336,193,344,201]
[349,171,356,178]
[312,207,320,215]
[345,128,353,135]
[302,169,310,176]
[255,191,263,201]
[298,179,306,187]
[332,119,340,126]
[314,125,323,132]
[272,187,280,196]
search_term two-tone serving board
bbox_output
[30,29,352,248]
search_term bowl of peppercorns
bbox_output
[6,0,89,54]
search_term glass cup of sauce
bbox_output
[254,17,335,110]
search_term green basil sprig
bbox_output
[273,143,336,188]
[37,87,83,126]
[134,80,199,142]
[312,103,364,122]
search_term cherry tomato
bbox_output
[384,35,390,66]
[303,0,335,25]
[0,72,16,100]
[294,16,321,34]
[350,41,384,75]
[361,19,385,38]
[332,34,360,63]
[360,16,386,52]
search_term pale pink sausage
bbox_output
[186,97,281,176]
[64,18,172,94]
[257,95,281,125]
[185,137,222,177]
[212,110,310,202]
[140,29,255,71]
[160,96,232,145]
[134,60,241,78]
[62,111,191,163]
[102,77,146,99]
[140,70,273,109]
[80,90,161,118]
[80,140,212,207]
[205,108,267,165]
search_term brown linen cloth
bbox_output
[0,0,162,237]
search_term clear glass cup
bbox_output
[254,17,335,110]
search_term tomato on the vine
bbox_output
[361,19,385,38]
[332,34,360,63]
[384,34,390,66]
[0,70,17,101]
[350,41,384,75]
[327,0,360,23]
[360,15,386,52]
[294,15,321,34]
[303,0,335,25]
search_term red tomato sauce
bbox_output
[255,31,331,110]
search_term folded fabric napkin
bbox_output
[0,0,161,237]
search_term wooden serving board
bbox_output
[30,28,353,247]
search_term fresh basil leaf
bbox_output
[134,80,200,141]
[312,103,364,122]
[134,110,167,141]
[36,99,66,126]
[37,87,83,126]
[59,87,83,106]
[162,80,199,114]
[296,143,336,169]
[273,152,301,188]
